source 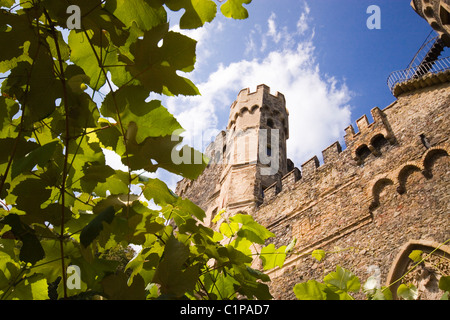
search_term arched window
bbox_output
[356,144,371,162]
[267,118,274,128]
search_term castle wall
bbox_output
[175,81,449,299]
[256,82,450,299]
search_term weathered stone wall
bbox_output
[175,80,449,300]
[257,82,450,299]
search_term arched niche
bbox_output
[386,240,450,299]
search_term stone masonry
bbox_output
[176,3,450,300]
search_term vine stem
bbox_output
[42,8,69,299]
[82,29,133,217]
[382,238,450,294]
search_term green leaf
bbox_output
[439,276,450,292]
[80,206,116,247]
[311,249,326,262]
[3,214,45,264]
[285,238,297,253]
[165,0,217,29]
[219,221,240,238]
[293,280,328,300]
[127,25,200,96]
[153,236,199,297]
[220,0,252,19]
[3,59,62,124]
[142,178,178,206]
[68,30,120,90]
[8,177,52,220]
[175,197,206,222]
[0,0,15,8]
[260,244,286,270]
[397,283,418,300]
[231,213,274,244]
[101,85,183,143]
[6,274,49,300]
[370,287,393,300]
[30,240,78,283]
[0,96,19,136]
[323,265,360,293]
[408,250,423,263]
[122,125,207,179]
[102,272,146,300]
[105,0,167,32]
[0,11,36,71]
[11,141,58,179]
[201,272,237,300]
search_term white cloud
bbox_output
[165,2,353,169]
[297,3,310,35]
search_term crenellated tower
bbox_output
[216,84,289,216]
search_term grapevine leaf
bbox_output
[11,140,58,179]
[29,240,78,283]
[175,197,206,221]
[3,214,45,264]
[102,272,146,300]
[153,236,199,297]
[92,170,129,197]
[231,213,274,244]
[122,124,207,179]
[127,24,199,96]
[7,274,49,300]
[397,283,418,300]
[439,276,450,292]
[260,244,286,270]
[3,54,62,124]
[68,30,107,90]
[165,0,217,29]
[285,238,297,253]
[0,96,19,135]
[201,272,237,300]
[311,249,326,262]
[220,0,252,20]
[101,85,183,143]
[80,206,116,247]
[45,31,70,62]
[323,265,360,293]
[0,10,36,70]
[408,250,423,263]
[0,0,15,8]
[0,138,39,166]
[142,178,178,206]
[104,0,167,32]
[8,177,52,221]
[370,287,393,300]
[294,280,328,300]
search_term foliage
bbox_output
[294,243,450,300]
[0,0,286,300]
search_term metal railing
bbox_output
[387,56,450,94]
[405,31,440,70]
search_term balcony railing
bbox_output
[387,56,450,94]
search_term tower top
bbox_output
[227,84,289,139]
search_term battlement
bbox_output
[236,84,286,104]
[261,139,345,205]
[227,84,288,132]
[344,106,396,165]
[260,107,399,205]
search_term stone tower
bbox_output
[176,84,290,225]
[219,84,290,215]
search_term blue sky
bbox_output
[1,1,446,192]
[155,0,448,190]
